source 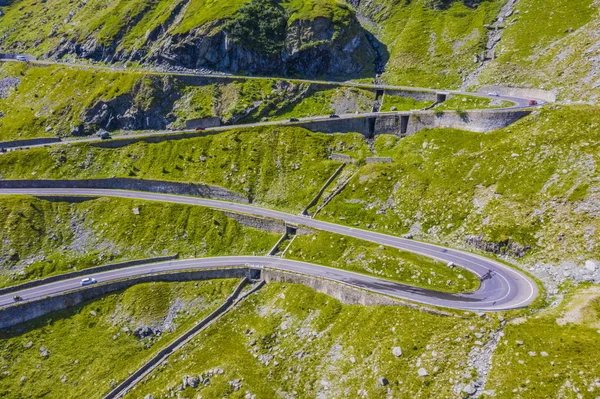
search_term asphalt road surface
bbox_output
[0,188,538,311]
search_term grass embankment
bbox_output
[273,87,375,120]
[380,95,434,112]
[0,127,371,213]
[0,279,242,399]
[0,196,279,288]
[126,283,498,398]
[285,231,480,293]
[435,95,514,111]
[485,283,600,398]
[318,105,600,266]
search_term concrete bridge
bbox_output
[294,109,531,138]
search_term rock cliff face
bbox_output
[146,15,377,78]
[48,5,379,79]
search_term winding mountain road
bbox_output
[0,188,538,311]
[0,58,540,151]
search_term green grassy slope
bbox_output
[272,86,376,120]
[0,196,279,287]
[0,0,356,59]
[476,0,600,102]
[0,63,141,140]
[318,105,600,267]
[360,0,504,88]
[485,283,600,398]
[285,231,480,293]
[125,283,498,399]
[0,63,381,140]
[0,127,371,212]
[0,279,241,399]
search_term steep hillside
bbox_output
[354,0,504,88]
[485,283,600,398]
[0,63,381,140]
[0,127,371,211]
[0,0,378,78]
[125,283,500,399]
[474,0,600,102]
[318,105,600,290]
[0,279,242,399]
[2,108,598,290]
[0,196,279,287]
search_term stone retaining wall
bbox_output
[0,268,251,329]
[263,269,453,316]
[0,138,61,148]
[406,109,531,134]
[295,109,530,137]
[0,178,247,203]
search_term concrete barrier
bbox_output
[0,178,248,203]
[302,163,345,215]
[0,268,253,329]
[262,268,452,316]
[0,256,178,296]
[366,157,393,164]
[406,109,531,135]
[0,138,61,148]
[295,109,530,137]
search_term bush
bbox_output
[223,0,288,56]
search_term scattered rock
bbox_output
[39,346,49,358]
[144,395,154,399]
[541,351,549,357]
[516,340,523,346]
[132,207,140,215]
[19,376,26,384]
[378,376,388,386]
[418,368,429,377]
[61,375,68,383]
[392,346,402,357]
[183,375,200,388]
[585,260,598,272]
[23,341,33,349]
[133,325,158,339]
[89,310,97,317]
[463,383,477,395]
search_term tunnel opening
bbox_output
[367,117,376,138]
[400,115,409,135]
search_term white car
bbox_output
[487,92,500,97]
[81,277,97,286]
[15,55,27,62]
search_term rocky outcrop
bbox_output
[148,16,377,78]
[46,5,379,79]
[465,234,530,258]
[78,76,181,133]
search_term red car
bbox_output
[528,100,538,106]
[195,127,206,131]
